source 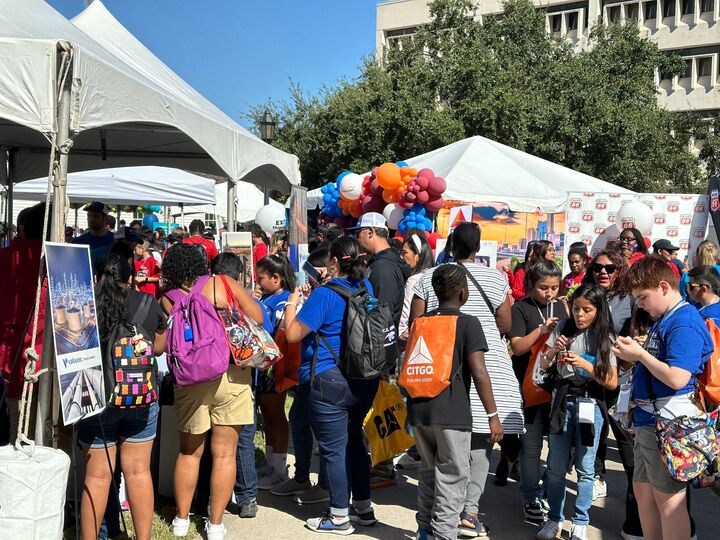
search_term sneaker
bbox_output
[306,514,355,535]
[570,524,588,540]
[394,452,421,470]
[458,511,490,537]
[536,520,561,540]
[257,468,289,490]
[236,498,257,518]
[256,461,274,479]
[349,507,377,526]
[171,516,190,537]
[205,521,227,540]
[271,477,312,496]
[620,532,643,540]
[592,477,607,500]
[523,502,545,526]
[494,458,509,486]
[369,474,397,489]
[509,460,520,482]
[540,498,550,515]
[416,528,434,540]
[294,484,331,505]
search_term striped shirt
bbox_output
[414,262,525,434]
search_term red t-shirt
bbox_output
[135,256,160,297]
[183,236,219,262]
[252,242,268,277]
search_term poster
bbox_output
[46,243,105,425]
[435,239,498,269]
[563,191,709,269]
[448,205,473,232]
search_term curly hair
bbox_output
[161,243,208,290]
[583,249,627,295]
[432,264,468,303]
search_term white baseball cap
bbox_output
[347,212,388,231]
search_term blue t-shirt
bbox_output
[254,298,274,335]
[73,231,114,266]
[260,290,291,331]
[296,277,372,385]
[632,302,713,426]
[698,301,720,325]
[680,264,720,301]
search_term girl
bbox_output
[563,246,588,294]
[680,239,720,301]
[509,260,568,524]
[537,284,619,540]
[253,254,297,491]
[134,238,161,297]
[270,231,289,256]
[399,232,435,341]
[618,227,648,266]
[513,240,555,301]
[249,223,269,277]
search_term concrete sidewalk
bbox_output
[203,438,717,540]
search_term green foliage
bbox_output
[250,0,704,192]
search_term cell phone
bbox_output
[302,261,321,283]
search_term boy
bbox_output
[134,238,160,297]
[613,255,713,540]
[686,265,720,324]
[405,264,503,540]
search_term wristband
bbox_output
[487,411,498,418]
[285,302,299,309]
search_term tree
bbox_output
[250,0,703,193]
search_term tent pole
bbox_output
[0,147,8,242]
[263,187,270,206]
[36,44,73,448]
[227,181,237,232]
[180,203,184,228]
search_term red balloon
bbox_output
[362,194,385,214]
[415,176,429,190]
[416,191,430,205]
[426,232,442,250]
[425,196,444,212]
[334,216,350,228]
[427,176,446,196]
[417,168,435,179]
[370,179,383,194]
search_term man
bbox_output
[73,201,115,266]
[653,238,685,276]
[183,219,219,262]
[351,212,411,487]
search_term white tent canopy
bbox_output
[0,0,300,191]
[171,182,283,224]
[13,166,216,206]
[308,136,632,213]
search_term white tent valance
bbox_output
[13,166,216,206]
[170,182,283,224]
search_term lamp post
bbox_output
[259,110,277,205]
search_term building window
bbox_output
[698,57,713,77]
[550,14,562,32]
[567,11,579,30]
[663,0,676,17]
[609,5,622,22]
[701,0,714,12]
[627,3,640,20]
[204,213,216,229]
[132,210,143,220]
[682,0,695,14]
[385,26,418,51]
[682,59,693,78]
[645,1,658,19]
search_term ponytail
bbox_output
[95,253,132,338]
[330,236,367,281]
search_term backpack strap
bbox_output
[457,262,495,316]
[130,294,153,329]
[323,281,366,299]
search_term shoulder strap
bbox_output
[217,274,238,308]
[324,281,365,299]
[310,333,341,386]
[457,262,495,316]
[131,294,153,328]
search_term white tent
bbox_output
[308,136,632,213]
[0,0,300,191]
[13,166,216,206]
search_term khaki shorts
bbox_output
[633,425,687,494]
[174,365,253,434]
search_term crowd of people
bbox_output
[1,202,718,540]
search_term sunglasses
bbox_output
[618,236,635,244]
[592,263,617,274]
[687,283,703,290]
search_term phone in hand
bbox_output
[302,261,321,284]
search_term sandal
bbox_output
[458,511,490,538]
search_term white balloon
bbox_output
[339,173,364,201]
[255,205,286,233]
[383,203,404,230]
[617,201,653,236]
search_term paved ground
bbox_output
[193,437,718,540]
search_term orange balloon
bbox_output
[383,189,400,203]
[376,162,402,191]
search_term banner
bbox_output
[708,176,720,237]
[564,191,709,268]
[46,243,105,425]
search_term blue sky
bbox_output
[47,0,379,129]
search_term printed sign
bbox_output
[448,205,473,232]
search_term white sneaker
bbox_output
[257,468,289,490]
[592,477,607,500]
[205,520,227,540]
[570,524,588,540]
[536,520,562,540]
[394,452,421,470]
[171,516,190,537]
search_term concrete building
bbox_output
[377,0,720,114]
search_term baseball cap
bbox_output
[653,239,679,252]
[347,212,388,231]
[84,201,109,215]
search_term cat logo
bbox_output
[406,336,434,375]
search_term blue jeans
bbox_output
[546,399,603,526]
[290,382,327,487]
[308,368,379,513]
[234,409,258,504]
[520,420,545,505]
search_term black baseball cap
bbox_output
[653,239,679,252]
[84,201,109,215]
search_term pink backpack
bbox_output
[165,275,230,387]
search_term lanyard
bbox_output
[644,300,686,352]
[531,297,554,322]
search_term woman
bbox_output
[284,237,379,535]
[153,227,166,254]
[618,228,648,266]
[160,244,262,540]
[680,239,720,301]
[270,231,289,256]
[584,249,633,335]
[78,254,166,540]
[513,240,555,302]
[399,231,435,342]
[563,245,589,294]
[249,223,270,277]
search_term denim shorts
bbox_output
[77,401,160,448]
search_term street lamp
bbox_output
[259,110,277,204]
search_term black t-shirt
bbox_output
[407,309,488,430]
[126,289,166,336]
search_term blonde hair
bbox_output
[695,240,720,267]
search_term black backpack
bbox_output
[103,295,158,408]
[312,282,395,383]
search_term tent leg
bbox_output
[227,181,237,232]
[180,203,184,229]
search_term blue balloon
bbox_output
[396,161,409,168]
[142,213,159,230]
[336,171,351,189]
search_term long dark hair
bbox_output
[620,227,648,255]
[249,223,270,245]
[256,254,297,291]
[583,249,628,295]
[561,284,615,383]
[330,236,367,281]
[402,232,434,275]
[96,254,132,339]
[529,240,554,264]
[161,243,208,290]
